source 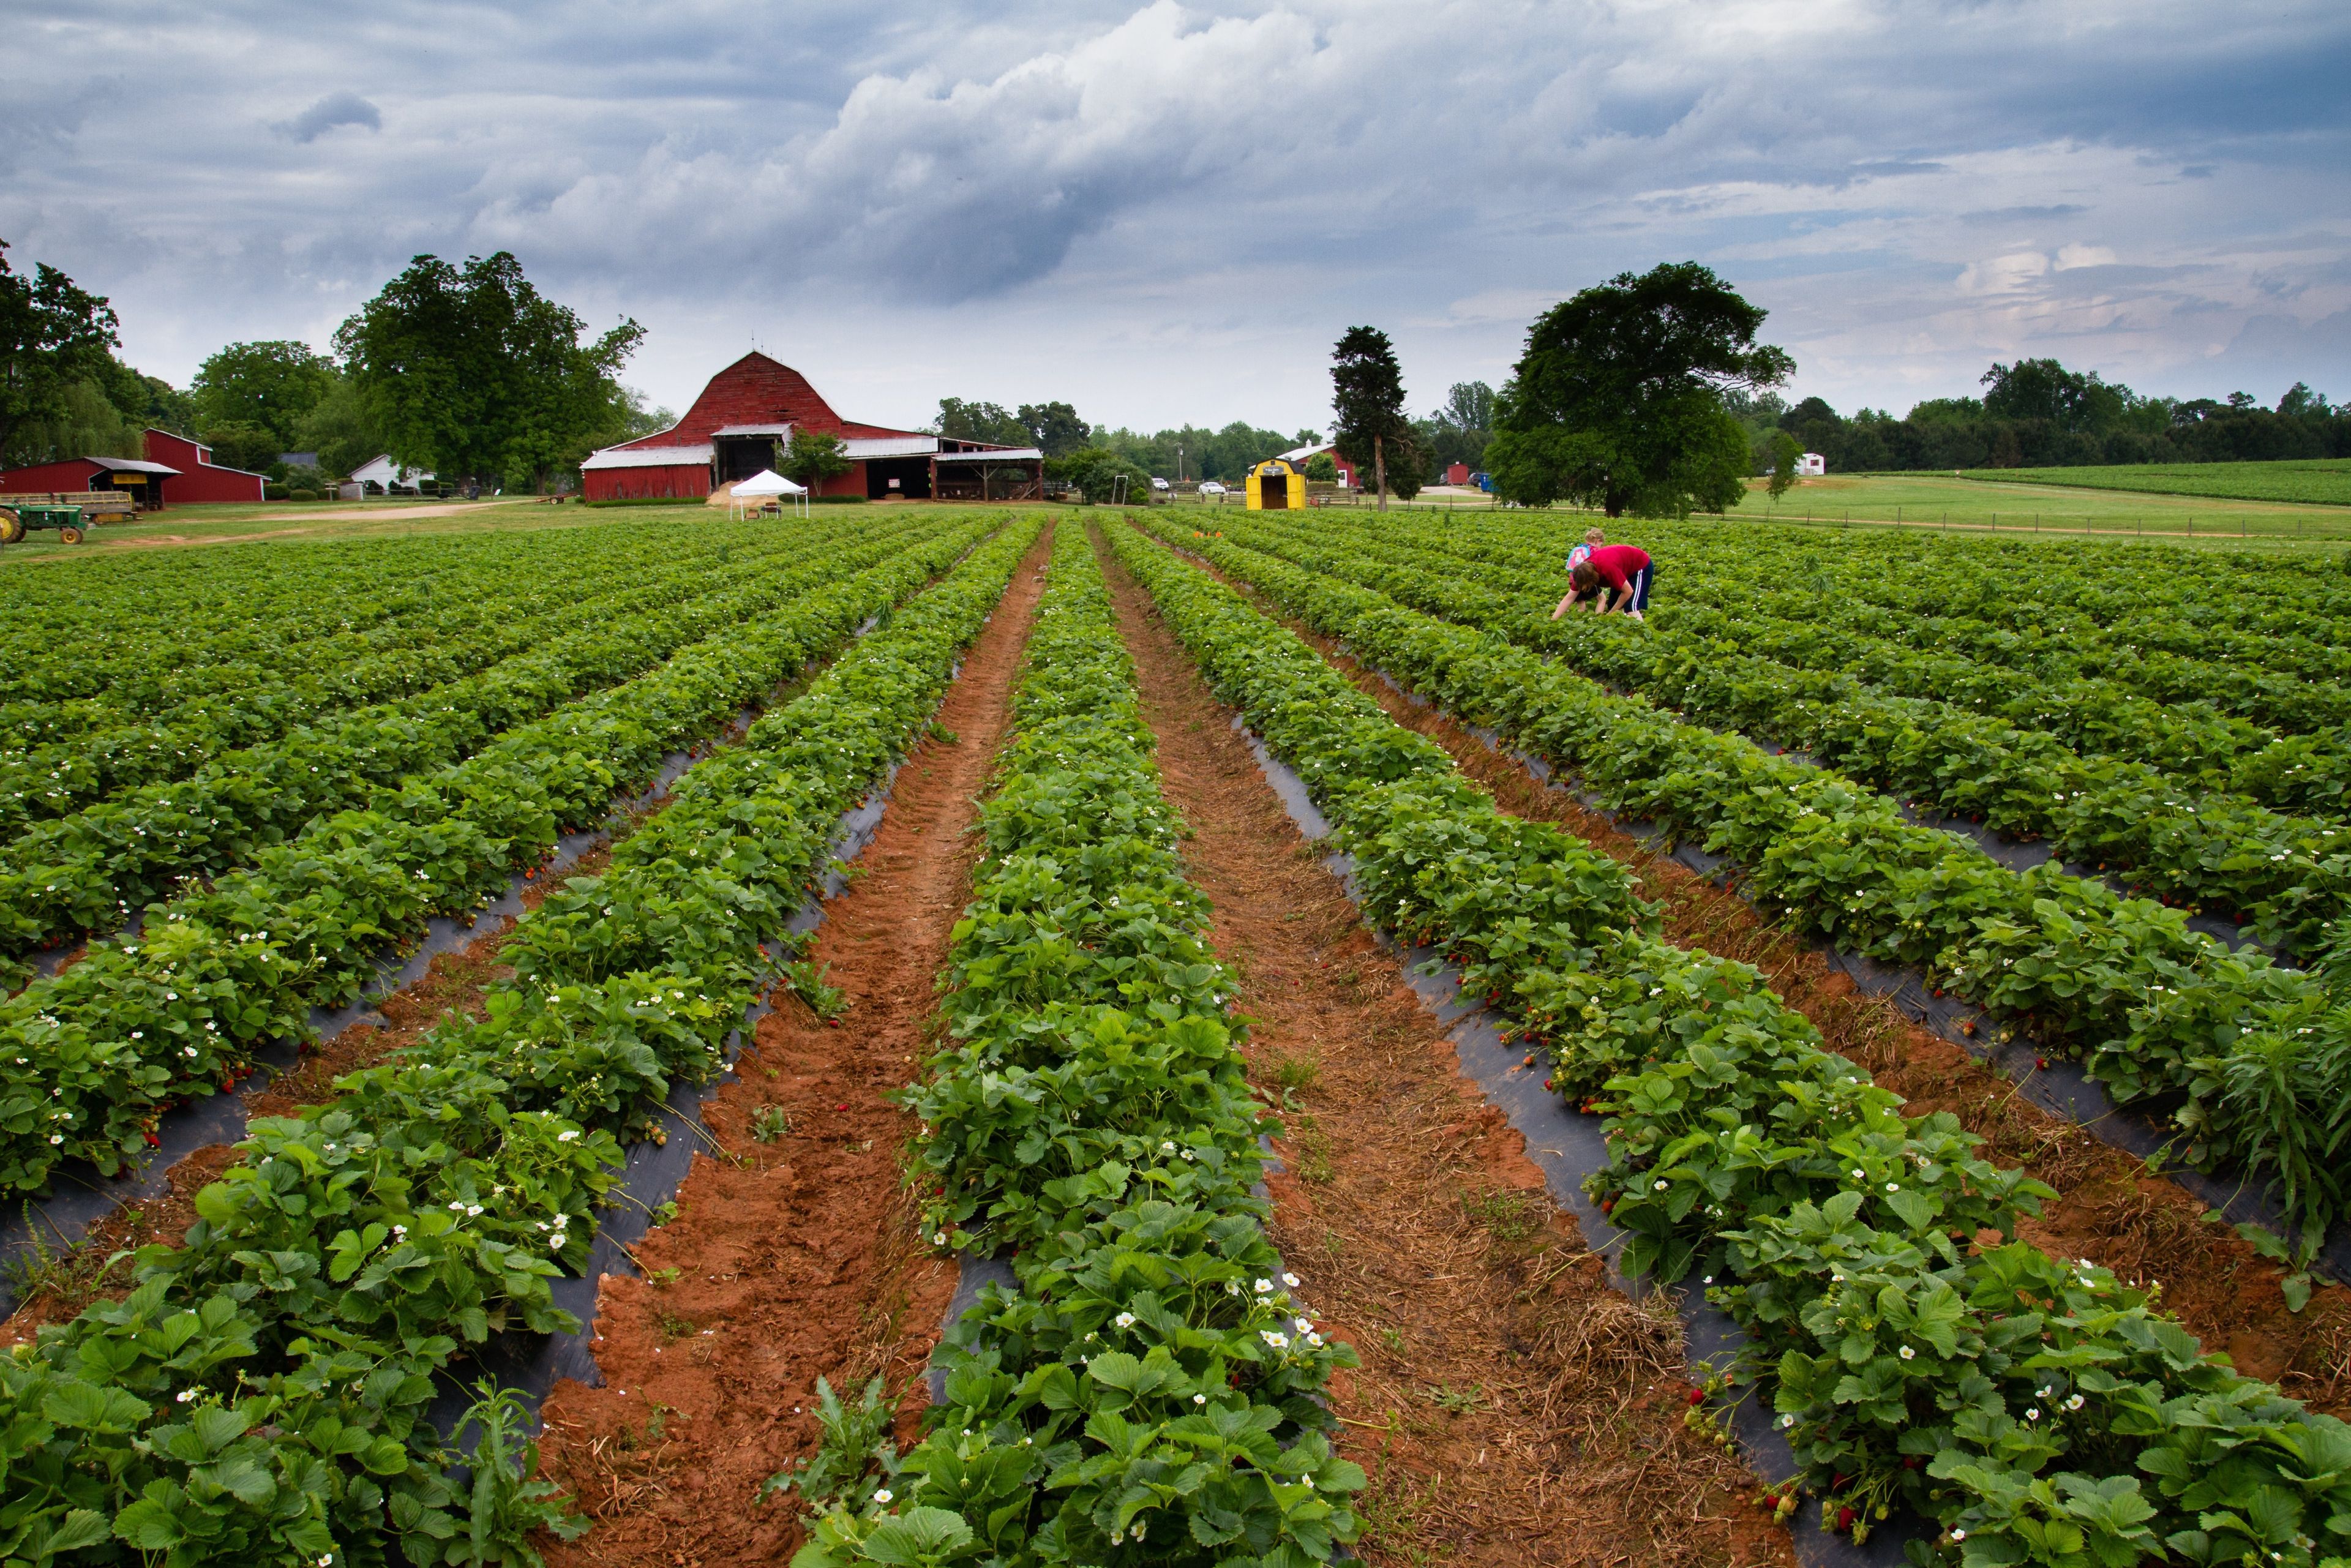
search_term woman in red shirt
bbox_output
[1553,542,1652,621]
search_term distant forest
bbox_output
[1731,359,2351,474]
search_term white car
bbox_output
[1198,481,1227,497]
[1150,476,1171,492]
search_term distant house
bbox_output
[0,454,179,511]
[1275,442,1358,487]
[350,454,434,492]
[1798,452,1826,477]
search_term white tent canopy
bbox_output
[732,468,805,497]
[727,468,810,519]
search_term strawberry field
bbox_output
[7,508,2351,1567]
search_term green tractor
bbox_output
[0,502,91,546]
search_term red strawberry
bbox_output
[1837,1507,1856,1532]
[1685,1386,1705,1405]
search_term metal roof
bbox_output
[934,447,1043,463]
[581,444,714,470]
[1276,443,1335,464]
[85,457,181,475]
[841,436,939,459]
[711,423,793,437]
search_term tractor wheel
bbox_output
[58,525,84,545]
[0,510,21,546]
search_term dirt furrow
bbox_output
[1096,528,1790,1568]
[1164,530,2350,1412]
[534,533,1053,1568]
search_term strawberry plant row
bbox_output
[0,519,1044,1566]
[0,516,937,968]
[1220,511,2351,949]
[1609,516,2351,711]
[0,522,695,717]
[0,526,794,835]
[0,517,991,1197]
[1316,510,2351,814]
[793,525,1363,1568]
[1111,522,2351,1568]
[1135,517,2351,1247]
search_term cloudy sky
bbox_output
[6,0,2348,433]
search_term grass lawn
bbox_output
[1959,457,2351,508]
[1735,473,2351,546]
[1174,475,2351,549]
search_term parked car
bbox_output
[1198,481,1227,497]
[1150,476,1171,492]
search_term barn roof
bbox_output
[842,436,939,459]
[582,444,714,471]
[615,351,924,452]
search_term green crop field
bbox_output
[1728,471,2351,546]
[1179,472,2351,548]
[1960,457,2351,508]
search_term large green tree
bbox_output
[933,398,1030,447]
[1978,358,2132,433]
[191,340,339,449]
[1487,261,1792,517]
[1330,325,1421,506]
[290,377,387,477]
[335,252,643,491]
[0,239,121,463]
[1016,400,1091,457]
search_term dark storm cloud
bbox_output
[272,91,381,143]
[2,0,2346,424]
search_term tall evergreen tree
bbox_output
[1330,326,1421,508]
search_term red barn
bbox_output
[582,352,1040,503]
[1276,443,1360,488]
[4,430,269,510]
[0,454,179,511]
[140,430,268,504]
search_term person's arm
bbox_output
[1601,585,1630,615]
[1553,590,1580,618]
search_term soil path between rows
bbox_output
[1153,526,2351,1412]
[1095,528,1791,1568]
[534,529,1053,1568]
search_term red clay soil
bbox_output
[1179,541,2351,1416]
[1098,530,1793,1568]
[533,533,1054,1568]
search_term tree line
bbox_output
[1,239,667,494]
[1730,365,2351,475]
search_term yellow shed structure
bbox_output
[1246,457,1305,511]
